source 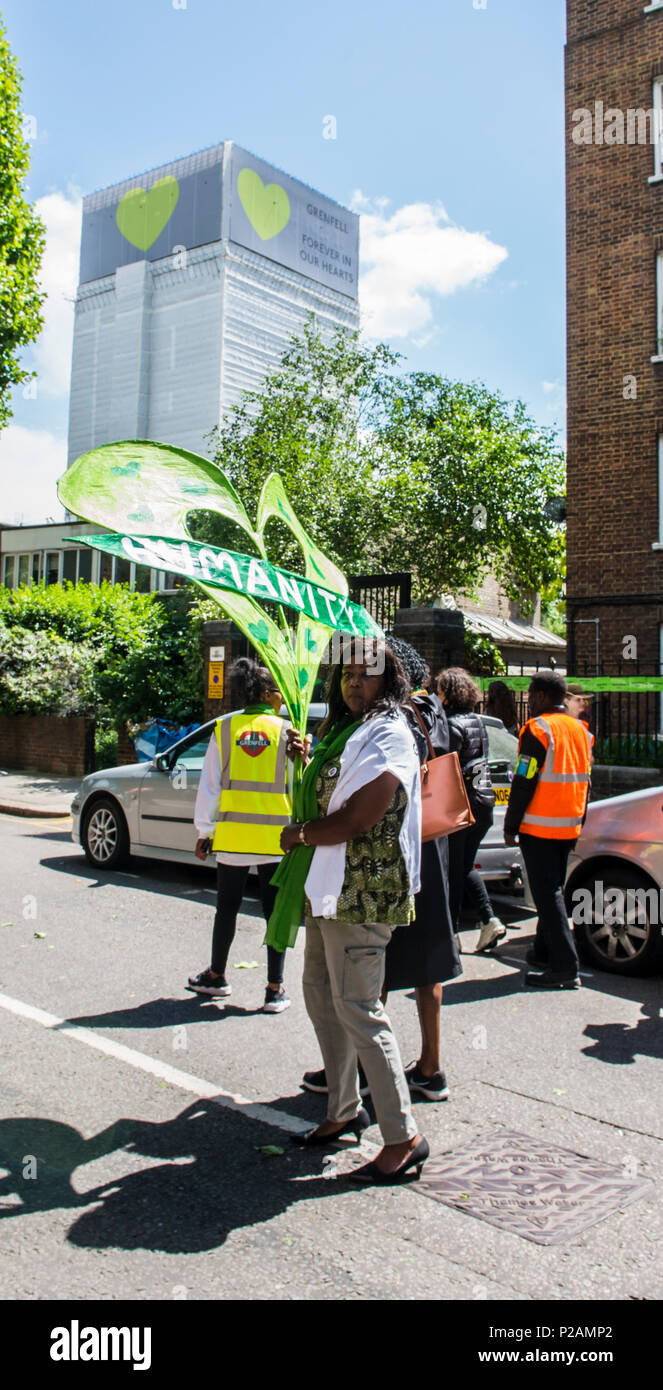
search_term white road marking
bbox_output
[0,990,311,1135]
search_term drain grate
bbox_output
[415,1129,654,1245]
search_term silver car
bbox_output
[71,707,524,889]
[564,785,663,976]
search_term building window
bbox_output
[31,553,40,584]
[62,549,77,583]
[654,80,663,177]
[44,552,61,585]
[78,549,92,582]
[2,555,16,588]
[18,554,30,585]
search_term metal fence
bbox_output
[349,572,412,632]
[481,662,663,767]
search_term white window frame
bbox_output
[2,554,16,588]
[645,2,663,14]
[652,78,663,179]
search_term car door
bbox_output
[138,726,214,852]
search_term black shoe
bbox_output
[405,1062,449,1102]
[525,949,549,969]
[262,986,291,1013]
[525,970,580,990]
[347,1137,430,1185]
[292,1107,371,1146]
[186,969,232,997]
[301,1065,370,1097]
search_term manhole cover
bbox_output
[415,1129,654,1245]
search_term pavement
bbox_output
[0,770,82,817]
[0,801,661,1308]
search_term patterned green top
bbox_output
[306,754,415,926]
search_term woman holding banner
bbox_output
[268,640,429,1185]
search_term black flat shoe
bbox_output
[347,1136,430,1184]
[292,1107,371,1146]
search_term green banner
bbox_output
[57,440,383,733]
[77,532,380,638]
[477,677,663,693]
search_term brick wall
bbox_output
[0,715,95,776]
[566,0,663,670]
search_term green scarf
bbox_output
[265,715,360,952]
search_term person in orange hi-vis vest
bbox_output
[504,669,592,989]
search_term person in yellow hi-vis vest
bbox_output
[188,657,294,1012]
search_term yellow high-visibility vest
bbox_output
[212,710,291,856]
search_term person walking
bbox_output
[485,680,520,738]
[436,667,507,954]
[299,636,461,1105]
[503,668,593,990]
[269,640,429,1184]
[187,657,291,1012]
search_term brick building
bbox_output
[566,0,663,678]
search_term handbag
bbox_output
[407,701,475,841]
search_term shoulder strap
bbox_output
[406,699,435,763]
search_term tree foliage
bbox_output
[0,15,45,428]
[206,319,565,610]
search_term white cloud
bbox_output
[352,192,508,340]
[0,425,67,525]
[32,187,82,397]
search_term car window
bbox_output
[172,738,210,772]
[484,720,518,769]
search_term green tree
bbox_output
[203,319,398,572]
[375,376,566,605]
[0,14,45,428]
[206,320,565,610]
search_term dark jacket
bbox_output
[446,710,489,770]
[403,693,450,764]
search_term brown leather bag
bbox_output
[407,701,475,841]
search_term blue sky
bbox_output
[1,0,566,521]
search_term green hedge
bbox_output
[0,582,216,727]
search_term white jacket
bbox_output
[304,710,422,919]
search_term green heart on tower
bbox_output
[237,168,290,241]
[116,176,179,251]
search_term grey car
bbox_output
[71,707,524,890]
[564,785,663,975]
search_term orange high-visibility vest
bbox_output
[519,711,592,840]
[212,711,291,856]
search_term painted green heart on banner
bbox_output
[116,176,179,251]
[57,440,382,735]
[237,168,290,241]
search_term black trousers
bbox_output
[211,862,285,984]
[519,834,578,977]
[448,805,495,929]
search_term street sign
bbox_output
[209,646,225,661]
[208,662,224,698]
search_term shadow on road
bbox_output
[59,997,266,1031]
[581,998,663,1065]
[0,1101,341,1253]
[36,850,268,922]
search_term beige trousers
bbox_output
[303,915,417,1145]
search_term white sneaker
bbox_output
[475,918,507,953]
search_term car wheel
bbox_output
[82,796,130,870]
[567,866,663,976]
